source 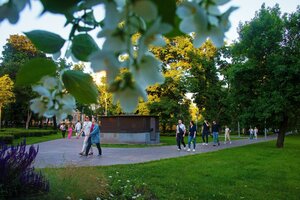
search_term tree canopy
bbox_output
[0,74,15,128]
[226,4,300,147]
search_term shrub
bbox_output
[0,140,49,199]
[0,135,13,144]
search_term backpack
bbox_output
[178,125,184,135]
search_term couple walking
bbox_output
[176,120,196,151]
[78,116,102,156]
[202,120,221,146]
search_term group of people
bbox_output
[175,119,232,151]
[249,127,258,140]
[59,116,102,157]
[59,122,73,139]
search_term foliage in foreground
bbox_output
[0,0,237,119]
[0,140,49,199]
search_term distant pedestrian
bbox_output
[224,125,231,144]
[85,118,102,156]
[176,120,186,151]
[201,120,210,145]
[249,127,254,140]
[59,122,66,138]
[75,120,82,138]
[254,127,258,140]
[187,121,197,152]
[67,123,73,139]
[212,121,220,146]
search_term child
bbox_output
[67,123,73,139]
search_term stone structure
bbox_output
[98,115,160,144]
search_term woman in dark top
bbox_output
[187,121,197,152]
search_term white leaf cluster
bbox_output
[177,0,237,47]
[90,0,169,113]
[30,76,76,121]
[88,0,236,113]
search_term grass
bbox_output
[40,134,300,200]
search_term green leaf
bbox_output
[25,30,65,53]
[40,0,80,14]
[77,26,94,32]
[0,2,19,24]
[16,58,57,86]
[151,0,176,26]
[62,70,98,104]
[71,34,99,61]
[82,10,96,26]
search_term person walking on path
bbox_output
[187,121,197,152]
[249,127,254,140]
[224,125,231,144]
[176,120,186,151]
[254,127,258,140]
[85,118,102,156]
[75,120,81,138]
[67,123,73,139]
[201,120,210,145]
[78,116,93,155]
[212,121,220,146]
[59,122,66,138]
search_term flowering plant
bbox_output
[0,0,237,117]
[0,140,49,198]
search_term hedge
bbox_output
[0,129,57,144]
[0,135,14,144]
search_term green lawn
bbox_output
[41,134,300,200]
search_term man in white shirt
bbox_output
[176,119,186,150]
[75,120,81,137]
[224,125,231,144]
[79,116,93,155]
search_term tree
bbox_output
[0,74,15,129]
[188,40,230,125]
[228,4,300,148]
[97,76,122,116]
[0,34,46,128]
[149,36,194,132]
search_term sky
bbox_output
[0,0,299,57]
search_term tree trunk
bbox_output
[25,109,32,130]
[53,116,57,130]
[276,115,288,148]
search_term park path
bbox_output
[33,136,276,168]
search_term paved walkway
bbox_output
[33,136,276,168]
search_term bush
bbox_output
[0,129,57,140]
[0,135,13,144]
[0,140,49,199]
[160,132,176,136]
